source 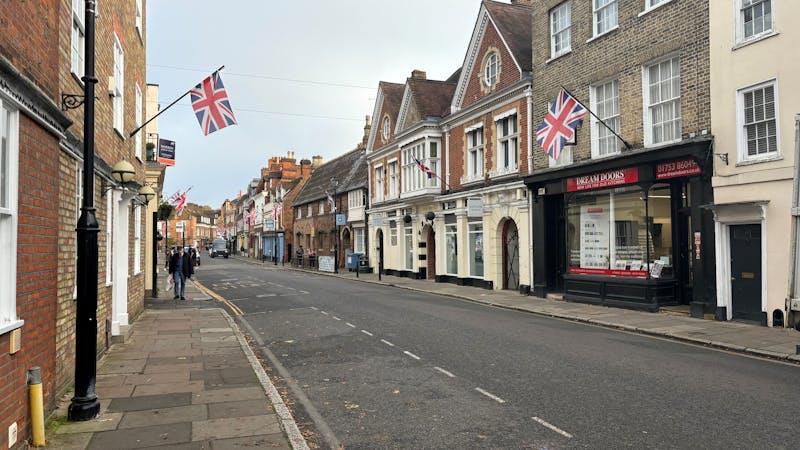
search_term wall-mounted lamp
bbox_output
[102,160,138,196]
[714,153,729,165]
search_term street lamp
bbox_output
[138,185,156,205]
[331,177,339,274]
[111,160,136,184]
[69,0,100,422]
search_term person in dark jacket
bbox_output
[168,247,194,300]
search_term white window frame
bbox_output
[354,227,365,253]
[105,188,114,286]
[593,0,618,37]
[737,79,780,163]
[133,205,141,274]
[382,116,391,142]
[590,79,622,158]
[134,83,142,160]
[484,52,499,88]
[468,222,484,278]
[401,139,440,194]
[404,225,414,270]
[71,0,86,79]
[388,160,398,199]
[465,125,484,183]
[319,200,324,215]
[736,0,774,44]
[374,164,384,202]
[642,55,681,147]
[550,2,572,59]
[112,34,124,134]
[645,0,670,10]
[135,0,143,37]
[0,99,21,334]
[495,113,519,175]
[445,224,458,276]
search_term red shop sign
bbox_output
[566,167,639,192]
[656,157,701,180]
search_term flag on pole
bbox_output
[413,157,435,179]
[190,72,237,136]
[273,202,283,221]
[168,190,188,216]
[536,88,588,161]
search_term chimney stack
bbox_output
[287,150,295,160]
[311,155,324,168]
[411,70,427,80]
[362,115,372,146]
[300,159,313,180]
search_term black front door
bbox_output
[730,224,762,322]
[545,196,566,292]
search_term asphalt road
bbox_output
[195,256,800,449]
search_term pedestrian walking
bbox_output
[168,246,194,300]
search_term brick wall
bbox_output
[0,114,60,450]
[530,0,710,170]
[461,20,522,109]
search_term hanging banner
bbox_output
[158,139,176,166]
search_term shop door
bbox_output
[503,220,520,290]
[730,224,762,322]
[545,196,566,291]
[426,227,436,280]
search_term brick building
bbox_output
[523,0,716,315]
[293,147,368,270]
[366,1,534,292]
[164,203,216,249]
[1,0,149,447]
[0,1,68,447]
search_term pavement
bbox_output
[233,255,800,364]
[200,256,800,448]
[46,271,306,450]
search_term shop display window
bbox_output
[567,185,673,278]
[446,224,458,275]
[469,222,484,277]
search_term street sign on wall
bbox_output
[318,256,335,273]
[336,213,346,226]
[158,139,176,166]
[467,198,483,217]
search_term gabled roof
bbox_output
[451,0,533,111]
[293,147,368,206]
[396,77,457,133]
[366,81,405,151]
[484,1,532,71]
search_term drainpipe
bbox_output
[788,114,800,328]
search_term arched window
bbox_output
[484,52,499,87]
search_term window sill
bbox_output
[732,31,779,51]
[546,49,572,65]
[460,176,484,186]
[490,167,519,179]
[586,25,619,44]
[591,150,622,160]
[644,137,682,149]
[638,0,675,18]
[0,319,24,336]
[736,154,783,167]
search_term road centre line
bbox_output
[345,322,356,328]
[256,294,276,298]
[320,311,329,315]
[433,366,456,378]
[332,316,342,320]
[310,306,318,310]
[403,351,421,360]
[361,330,374,337]
[380,339,395,347]
[475,387,506,404]
[299,290,309,294]
[532,417,573,439]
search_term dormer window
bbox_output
[484,52,499,88]
[382,115,391,142]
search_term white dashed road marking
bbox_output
[380,339,395,347]
[256,294,276,298]
[475,387,506,404]
[320,311,329,315]
[361,330,374,337]
[434,366,456,378]
[345,323,356,328]
[310,306,318,310]
[532,417,573,439]
[299,290,309,294]
[403,351,421,360]
[332,316,342,321]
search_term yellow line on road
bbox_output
[194,279,245,316]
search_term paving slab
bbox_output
[87,422,192,449]
[191,386,266,405]
[96,384,135,398]
[55,413,123,434]
[207,399,272,419]
[191,415,282,441]
[108,392,194,413]
[118,404,208,429]
[132,380,204,397]
[98,359,147,375]
[124,370,191,386]
[211,434,290,450]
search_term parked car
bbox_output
[210,238,229,258]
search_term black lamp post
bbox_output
[69,0,100,421]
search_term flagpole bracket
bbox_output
[61,93,86,111]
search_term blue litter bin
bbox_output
[347,253,362,270]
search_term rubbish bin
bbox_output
[347,253,363,270]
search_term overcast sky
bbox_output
[147,0,499,208]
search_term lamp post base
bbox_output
[68,395,100,421]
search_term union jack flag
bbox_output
[168,190,188,216]
[190,72,237,136]
[413,157,435,179]
[273,202,283,221]
[245,208,256,226]
[536,88,588,161]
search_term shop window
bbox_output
[404,225,414,270]
[468,221,484,277]
[567,186,655,277]
[648,184,674,278]
[390,220,397,246]
[445,223,458,275]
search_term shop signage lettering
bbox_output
[567,168,638,192]
[158,139,176,166]
[569,267,648,278]
[656,158,701,180]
